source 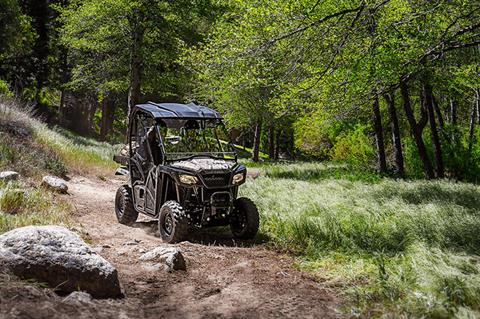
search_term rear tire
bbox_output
[230,197,259,239]
[115,185,138,225]
[158,201,188,243]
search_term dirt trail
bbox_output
[2,175,343,319]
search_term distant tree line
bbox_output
[0,0,221,140]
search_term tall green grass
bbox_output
[241,162,480,317]
[0,180,72,234]
[0,98,121,176]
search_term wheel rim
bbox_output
[163,212,173,236]
[232,208,247,233]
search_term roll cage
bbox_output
[127,104,236,165]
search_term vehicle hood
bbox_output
[169,158,236,172]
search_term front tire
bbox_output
[230,197,259,239]
[115,185,138,225]
[158,201,188,243]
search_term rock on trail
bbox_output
[139,246,186,271]
[0,171,19,182]
[0,225,122,298]
[42,176,68,193]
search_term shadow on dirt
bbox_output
[131,220,268,247]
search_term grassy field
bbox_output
[240,162,480,318]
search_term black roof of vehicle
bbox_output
[135,102,221,119]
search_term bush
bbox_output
[0,80,13,98]
[329,124,375,167]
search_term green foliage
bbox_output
[0,80,13,98]
[58,0,218,96]
[440,125,480,183]
[0,0,35,60]
[329,124,375,166]
[185,0,480,174]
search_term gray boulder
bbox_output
[42,176,68,193]
[0,225,122,298]
[139,246,186,271]
[0,171,19,182]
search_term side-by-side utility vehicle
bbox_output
[113,102,259,243]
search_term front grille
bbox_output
[211,192,232,207]
[202,173,230,188]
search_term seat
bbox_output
[146,127,162,165]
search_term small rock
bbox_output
[123,239,141,246]
[63,291,93,304]
[139,247,186,271]
[0,171,19,182]
[166,251,186,271]
[42,176,68,193]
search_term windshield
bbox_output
[158,120,235,160]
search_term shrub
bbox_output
[329,124,375,167]
[0,80,13,98]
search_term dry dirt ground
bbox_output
[0,176,344,319]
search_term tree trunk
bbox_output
[59,90,65,117]
[450,99,457,125]
[27,0,49,112]
[424,83,444,178]
[469,90,480,152]
[432,95,444,129]
[268,123,275,160]
[476,89,480,124]
[252,119,262,162]
[400,81,435,179]
[418,90,428,132]
[372,96,387,173]
[450,99,459,144]
[127,26,144,120]
[384,92,404,176]
[106,99,115,138]
[100,98,108,141]
[274,128,280,160]
[468,99,476,153]
[88,101,98,133]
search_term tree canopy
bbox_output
[0,0,479,179]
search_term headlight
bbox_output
[179,174,198,185]
[232,173,245,185]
